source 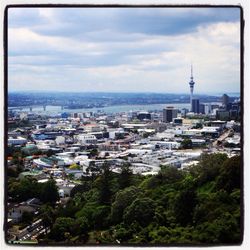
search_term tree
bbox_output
[40,204,55,234]
[111,186,141,224]
[123,197,155,227]
[7,166,19,178]
[46,149,54,157]
[49,217,74,241]
[98,163,112,204]
[8,177,40,202]
[113,223,133,242]
[22,211,34,224]
[40,179,59,204]
[72,216,89,242]
[181,139,192,149]
[158,165,184,184]
[91,205,111,229]
[89,148,98,158]
[119,163,133,189]
[69,163,81,170]
[70,183,91,198]
[195,213,241,244]
[142,132,150,138]
[189,153,228,185]
[115,133,125,140]
[216,156,241,192]
[86,162,101,184]
[174,188,197,226]
[193,123,203,129]
[12,151,24,170]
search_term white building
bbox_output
[55,136,66,145]
[204,104,212,114]
[8,137,27,145]
[76,134,97,145]
[109,128,125,139]
[155,141,180,149]
[84,124,102,133]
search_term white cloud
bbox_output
[8,8,240,94]
[38,8,55,21]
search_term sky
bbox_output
[7,7,241,94]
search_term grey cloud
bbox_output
[9,7,240,39]
[7,7,241,93]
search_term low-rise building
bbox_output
[75,134,97,145]
[8,137,27,145]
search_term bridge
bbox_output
[8,105,65,111]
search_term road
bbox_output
[18,219,44,241]
[212,129,234,147]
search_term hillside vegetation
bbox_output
[33,153,241,245]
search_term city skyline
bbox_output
[8,7,241,93]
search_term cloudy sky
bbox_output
[8,7,241,94]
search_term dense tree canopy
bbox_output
[9,153,241,245]
[48,153,242,244]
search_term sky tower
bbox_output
[189,65,195,111]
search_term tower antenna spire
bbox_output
[191,64,193,78]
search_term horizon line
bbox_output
[8,90,240,95]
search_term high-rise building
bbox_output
[222,94,229,108]
[204,104,212,115]
[181,108,188,117]
[192,99,200,114]
[199,103,205,114]
[163,106,178,122]
[189,65,195,111]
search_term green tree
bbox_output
[193,123,203,129]
[7,166,19,178]
[142,132,150,138]
[46,149,54,157]
[22,211,34,224]
[69,163,81,170]
[8,177,40,202]
[111,186,141,224]
[190,153,228,185]
[123,197,155,227]
[195,212,241,244]
[113,223,133,242]
[49,217,74,241]
[89,148,98,158]
[86,162,101,186]
[71,216,89,242]
[91,205,111,229]
[115,133,125,140]
[181,138,192,149]
[217,156,241,192]
[70,183,91,198]
[118,163,133,189]
[97,163,112,204]
[40,179,59,204]
[40,204,55,234]
[12,151,24,170]
[158,165,184,184]
[174,188,197,226]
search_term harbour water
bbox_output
[8,102,221,115]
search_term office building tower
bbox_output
[181,108,188,117]
[204,104,212,115]
[199,103,205,114]
[222,94,229,108]
[192,99,200,114]
[163,106,178,123]
[189,65,195,111]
